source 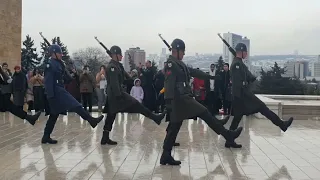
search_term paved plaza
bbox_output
[1,112,320,180]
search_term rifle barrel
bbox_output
[217,33,236,57]
[158,33,172,51]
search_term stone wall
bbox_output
[0,0,22,69]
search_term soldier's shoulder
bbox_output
[106,64,118,73]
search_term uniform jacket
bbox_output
[44,58,82,115]
[230,57,265,116]
[103,59,138,114]
[164,55,216,122]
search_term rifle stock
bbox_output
[94,36,112,58]
[217,33,236,57]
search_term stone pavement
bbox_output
[0,112,320,180]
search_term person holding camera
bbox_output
[79,65,95,112]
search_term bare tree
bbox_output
[72,47,110,74]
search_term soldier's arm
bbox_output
[44,63,55,99]
[107,66,122,97]
[63,69,73,84]
[243,65,256,82]
[164,62,177,100]
[124,71,131,80]
[231,62,242,98]
[188,68,217,80]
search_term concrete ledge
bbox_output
[254,95,282,119]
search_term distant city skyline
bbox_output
[22,0,320,56]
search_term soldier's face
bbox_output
[55,53,62,60]
[242,52,248,59]
[117,54,123,61]
[178,50,185,60]
[2,65,8,70]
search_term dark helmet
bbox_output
[110,45,122,55]
[48,44,62,54]
[235,43,247,52]
[171,39,185,51]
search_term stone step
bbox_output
[282,114,320,121]
[283,105,320,115]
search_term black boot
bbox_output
[280,117,293,132]
[88,115,104,128]
[41,135,58,144]
[173,142,180,146]
[160,150,181,165]
[221,127,243,142]
[225,141,242,148]
[149,112,166,125]
[25,111,41,125]
[101,131,117,145]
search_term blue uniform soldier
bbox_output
[42,44,104,144]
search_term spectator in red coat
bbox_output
[193,72,206,105]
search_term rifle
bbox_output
[39,32,72,80]
[94,36,112,58]
[39,32,66,64]
[158,34,171,51]
[217,33,236,57]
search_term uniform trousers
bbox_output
[163,109,225,151]
[43,106,94,136]
[103,102,154,131]
[230,106,282,131]
[7,99,27,119]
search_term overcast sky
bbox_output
[22,0,320,56]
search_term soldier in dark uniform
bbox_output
[226,43,293,148]
[101,45,166,145]
[43,45,104,144]
[0,66,41,125]
[160,39,243,166]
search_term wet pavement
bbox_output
[0,112,319,180]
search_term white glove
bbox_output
[7,78,12,83]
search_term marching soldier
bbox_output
[101,45,165,145]
[160,38,243,166]
[226,43,293,148]
[0,67,41,125]
[42,44,104,144]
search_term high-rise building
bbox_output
[159,48,167,69]
[123,47,146,71]
[284,61,309,78]
[222,32,251,70]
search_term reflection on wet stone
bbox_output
[1,112,320,179]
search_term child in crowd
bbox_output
[130,78,144,103]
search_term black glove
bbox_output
[165,99,172,112]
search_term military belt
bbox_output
[176,82,191,95]
[56,79,64,84]
[242,81,248,86]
